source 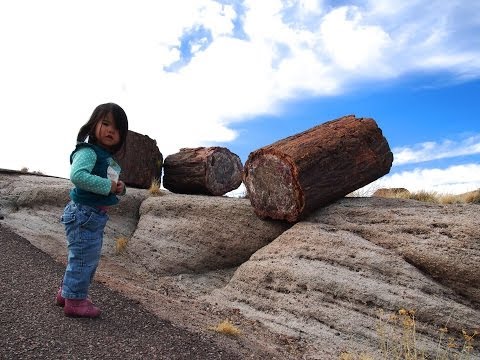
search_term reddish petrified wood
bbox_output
[244,115,393,222]
[117,131,163,189]
[163,147,243,196]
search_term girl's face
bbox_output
[94,112,120,150]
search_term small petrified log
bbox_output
[244,115,393,222]
[163,147,243,196]
[117,131,163,189]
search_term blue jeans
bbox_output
[60,201,108,299]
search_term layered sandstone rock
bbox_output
[1,172,478,359]
[127,194,289,275]
[210,197,480,357]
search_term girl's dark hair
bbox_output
[77,103,129,155]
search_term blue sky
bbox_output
[0,1,479,195]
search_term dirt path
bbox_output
[0,223,245,359]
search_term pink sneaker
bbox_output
[55,287,65,307]
[64,299,101,318]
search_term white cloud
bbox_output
[0,1,479,178]
[370,163,480,195]
[393,135,480,165]
[368,135,480,194]
[319,6,391,71]
[363,0,480,76]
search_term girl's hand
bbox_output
[110,180,117,194]
[115,180,125,194]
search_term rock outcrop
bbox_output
[0,171,478,359]
[127,195,289,275]
[372,187,410,197]
[210,197,480,357]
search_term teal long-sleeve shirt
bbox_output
[70,147,118,195]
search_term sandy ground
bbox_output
[0,224,257,360]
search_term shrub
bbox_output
[371,188,480,205]
[148,178,164,196]
[115,236,128,254]
[209,319,241,336]
[344,308,478,359]
[375,308,477,359]
[462,190,480,204]
[409,191,438,203]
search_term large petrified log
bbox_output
[117,130,163,189]
[163,147,243,196]
[244,115,393,222]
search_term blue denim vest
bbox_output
[69,143,120,207]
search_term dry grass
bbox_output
[148,178,165,196]
[376,308,423,359]
[208,319,241,336]
[375,309,477,360]
[342,308,478,359]
[408,191,438,203]
[339,352,374,360]
[454,190,480,204]
[115,236,129,254]
[375,189,480,205]
[19,167,44,175]
[347,184,380,197]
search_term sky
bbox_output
[1,0,479,196]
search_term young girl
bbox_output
[55,102,129,318]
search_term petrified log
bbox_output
[117,130,163,189]
[163,147,243,196]
[244,115,393,222]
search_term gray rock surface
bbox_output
[128,195,289,275]
[210,198,480,357]
[1,171,479,359]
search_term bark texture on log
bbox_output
[163,147,243,196]
[117,131,163,189]
[244,115,393,222]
